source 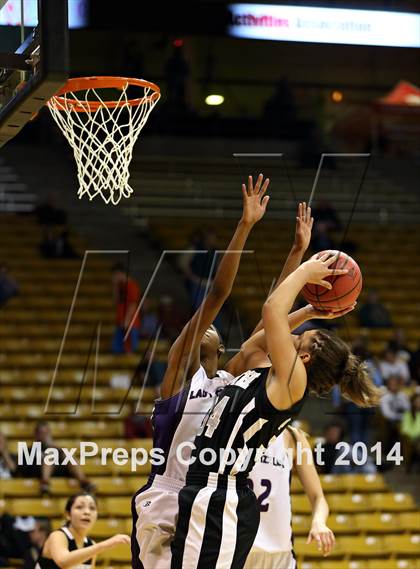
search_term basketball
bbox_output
[302,250,362,311]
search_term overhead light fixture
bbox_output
[205,94,225,106]
[331,90,344,103]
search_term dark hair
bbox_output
[35,517,52,535]
[306,329,381,408]
[64,492,97,525]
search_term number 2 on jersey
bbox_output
[248,478,272,512]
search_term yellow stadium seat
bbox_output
[90,477,132,495]
[89,518,128,539]
[370,493,416,512]
[104,543,131,563]
[128,477,148,493]
[0,478,39,497]
[355,512,399,533]
[80,457,113,477]
[299,561,320,569]
[49,478,79,496]
[292,514,311,535]
[339,535,384,557]
[384,534,420,556]
[293,536,342,558]
[104,497,132,516]
[291,494,312,514]
[9,498,61,517]
[327,514,357,534]
[319,475,342,493]
[111,459,150,476]
[340,473,387,493]
[368,560,419,569]
[328,493,372,513]
[398,512,420,532]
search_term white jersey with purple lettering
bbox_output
[131,365,233,569]
[244,431,296,569]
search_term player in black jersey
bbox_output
[171,248,381,569]
[36,492,130,568]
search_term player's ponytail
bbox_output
[306,329,381,408]
[340,353,381,407]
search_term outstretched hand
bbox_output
[294,202,313,251]
[302,252,348,289]
[241,174,270,226]
[305,303,356,319]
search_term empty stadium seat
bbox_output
[370,493,416,512]
[355,512,400,533]
[339,535,385,557]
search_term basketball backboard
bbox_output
[0,0,69,147]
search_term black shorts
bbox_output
[171,472,259,569]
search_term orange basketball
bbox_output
[302,250,362,311]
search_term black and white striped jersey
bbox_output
[189,367,307,477]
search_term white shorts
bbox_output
[244,549,297,569]
[134,474,184,569]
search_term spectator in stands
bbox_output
[401,392,420,473]
[310,200,344,253]
[0,432,17,479]
[138,297,160,339]
[319,422,348,474]
[0,514,34,568]
[36,492,130,567]
[378,346,411,384]
[388,328,412,363]
[111,263,141,354]
[35,194,67,226]
[0,263,19,307]
[25,518,51,569]
[380,376,410,456]
[358,289,393,328]
[22,422,96,496]
[39,228,79,259]
[318,422,376,474]
[124,405,153,439]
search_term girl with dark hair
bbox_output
[170,252,381,569]
[36,492,130,568]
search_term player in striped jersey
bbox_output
[245,427,335,569]
[171,252,381,569]
[131,174,271,569]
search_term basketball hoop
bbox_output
[47,76,160,205]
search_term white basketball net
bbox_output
[47,82,159,205]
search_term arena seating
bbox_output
[1,154,419,567]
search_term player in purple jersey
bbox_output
[131,174,271,569]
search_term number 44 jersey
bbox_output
[189,367,306,478]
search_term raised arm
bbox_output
[250,202,313,337]
[160,175,270,399]
[291,429,335,557]
[225,302,355,378]
[262,253,347,408]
